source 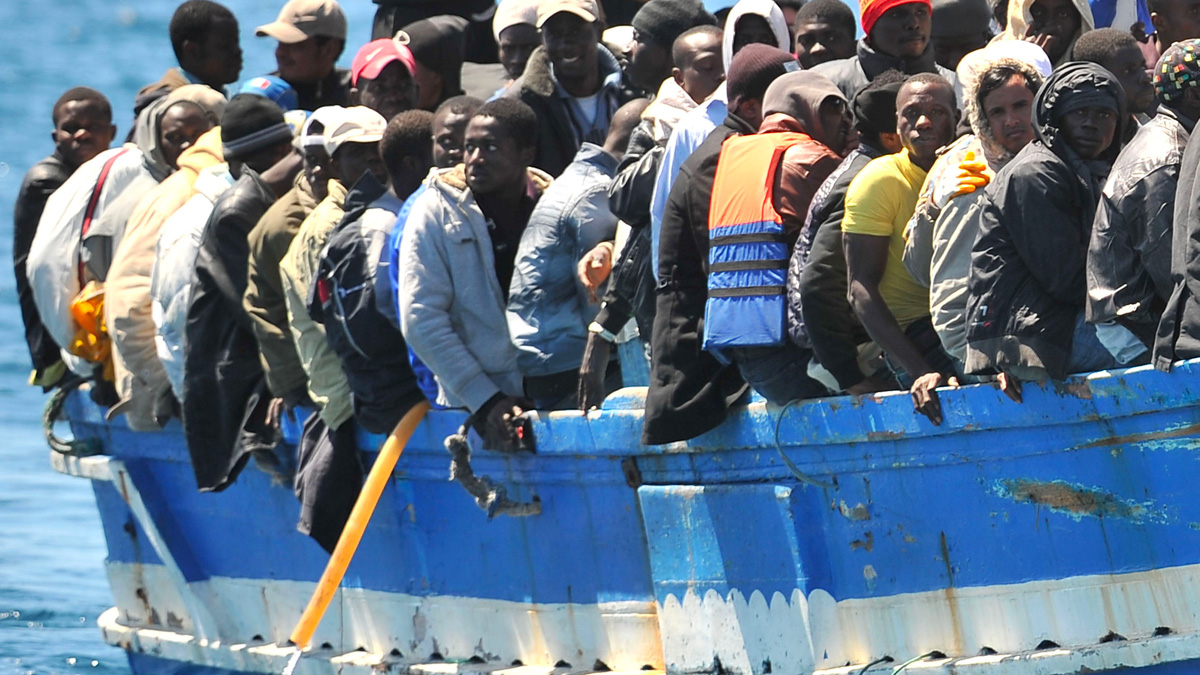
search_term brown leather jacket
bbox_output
[761,113,845,246]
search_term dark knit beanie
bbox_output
[400,16,469,95]
[726,44,798,105]
[220,93,292,160]
[853,79,904,140]
[631,0,717,48]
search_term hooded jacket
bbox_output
[903,53,1047,360]
[721,0,791,71]
[182,167,277,491]
[85,86,226,281]
[1153,110,1200,369]
[280,180,354,429]
[998,0,1094,67]
[1086,106,1190,340]
[244,172,320,402]
[399,165,553,412]
[812,39,959,104]
[106,126,225,430]
[508,143,619,378]
[309,174,426,434]
[966,62,1127,379]
[507,44,634,177]
[644,113,755,445]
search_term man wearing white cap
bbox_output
[493,0,541,84]
[507,0,634,177]
[256,0,351,111]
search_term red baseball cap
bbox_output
[351,38,417,87]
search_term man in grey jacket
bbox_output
[1093,40,1200,363]
[399,99,552,450]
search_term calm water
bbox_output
[0,2,376,672]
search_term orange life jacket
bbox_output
[703,131,808,350]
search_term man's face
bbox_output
[276,37,339,86]
[432,110,472,168]
[191,17,243,86]
[982,73,1036,155]
[333,140,386,187]
[158,103,212,170]
[897,81,958,167]
[794,21,856,69]
[815,96,854,155]
[869,3,932,60]
[413,60,444,111]
[498,23,540,80]
[1027,0,1081,64]
[1152,0,1200,46]
[629,32,672,92]
[732,14,778,54]
[1103,44,1155,115]
[1058,105,1117,160]
[53,99,116,168]
[674,34,725,103]
[464,116,530,196]
[302,146,330,198]
[541,13,600,86]
[931,31,990,70]
[359,62,418,122]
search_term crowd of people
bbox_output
[15,0,1200,542]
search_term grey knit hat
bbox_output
[631,0,717,48]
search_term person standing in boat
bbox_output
[255,0,351,111]
[1089,41,1200,370]
[701,69,854,404]
[643,45,796,445]
[13,88,117,390]
[965,62,1129,384]
[399,98,552,452]
[133,1,243,121]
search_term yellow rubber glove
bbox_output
[949,151,991,200]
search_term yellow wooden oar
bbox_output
[282,400,431,674]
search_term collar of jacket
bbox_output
[722,112,759,136]
[343,171,389,213]
[517,43,623,99]
[572,142,620,176]
[1160,104,1197,135]
[759,114,816,139]
[855,38,939,79]
[430,165,554,242]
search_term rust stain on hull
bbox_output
[1076,422,1200,450]
[994,479,1165,523]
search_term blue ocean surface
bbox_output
[0,2,375,672]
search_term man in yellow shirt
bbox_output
[843,73,959,420]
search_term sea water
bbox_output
[0,2,376,672]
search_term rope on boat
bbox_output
[772,400,838,490]
[444,423,542,519]
[43,378,102,456]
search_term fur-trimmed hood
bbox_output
[958,51,1048,168]
[512,42,623,99]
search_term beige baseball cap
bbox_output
[322,106,387,156]
[256,0,348,44]
[536,0,601,27]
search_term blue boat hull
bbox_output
[57,361,1200,674]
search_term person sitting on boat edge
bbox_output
[793,72,907,398]
[792,0,857,71]
[702,69,854,405]
[256,0,351,111]
[1089,41,1200,372]
[133,0,243,123]
[843,73,961,422]
[965,62,1131,387]
[310,108,432,435]
[900,43,1049,421]
[13,87,116,390]
[643,45,795,445]
[509,99,648,411]
[183,94,296,492]
[399,98,551,452]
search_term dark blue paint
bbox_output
[126,652,255,675]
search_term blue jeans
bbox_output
[730,343,832,405]
[1067,313,1123,374]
